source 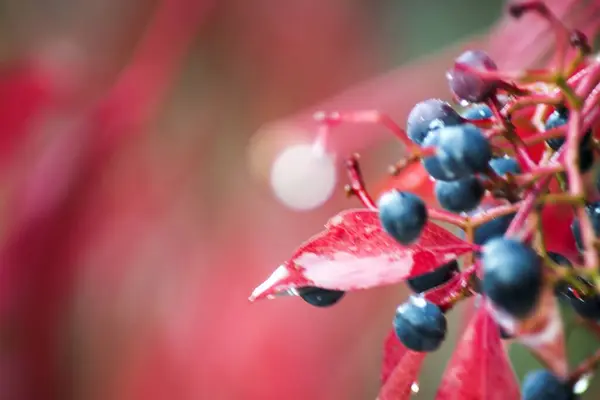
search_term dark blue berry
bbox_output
[548,252,572,267]
[436,124,492,179]
[473,213,516,245]
[545,109,594,172]
[544,108,592,151]
[482,238,542,319]
[422,132,456,181]
[406,260,459,293]
[498,325,513,340]
[571,201,600,251]
[447,50,498,103]
[565,287,600,321]
[378,190,428,245]
[406,99,463,145]
[463,104,492,121]
[552,252,600,321]
[521,370,577,400]
[297,287,345,307]
[393,296,447,352]
[579,147,594,173]
[434,176,484,213]
[489,156,521,176]
[545,108,569,150]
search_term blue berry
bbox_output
[521,370,577,400]
[545,108,569,150]
[434,176,484,213]
[297,287,345,307]
[548,252,572,267]
[378,190,428,245]
[436,124,492,179]
[406,260,459,293]
[463,104,492,120]
[473,213,515,245]
[564,285,600,321]
[406,99,463,145]
[489,156,521,176]
[552,252,600,321]
[393,296,447,352]
[447,50,498,103]
[498,325,513,340]
[482,238,542,319]
[571,201,600,251]
[545,108,594,172]
[579,147,594,173]
[421,132,456,181]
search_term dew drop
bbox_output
[411,381,420,393]
[573,372,593,395]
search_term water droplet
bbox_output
[573,373,593,395]
[411,381,420,393]
[270,144,337,211]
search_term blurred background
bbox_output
[0,0,598,399]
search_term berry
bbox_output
[462,104,492,120]
[545,108,594,172]
[489,156,521,176]
[552,252,600,320]
[436,124,492,179]
[406,99,463,145]
[578,147,594,173]
[421,132,456,181]
[434,176,484,213]
[521,370,577,400]
[447,50,498,103]
[473,213,515,245]
[393,296,447,352]
[297,287,345,307]
[378,190,428,245]
[571,201,600,251]
[563,284,600,321]
[406,260,459,293]
[498,325,513,340]
[482,238,542,319]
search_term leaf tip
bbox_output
[249,264,303,302]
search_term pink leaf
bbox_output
[249,209,474,301]
[378,342,426,400]
[436,305,521,400]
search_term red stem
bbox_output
[345,155,377,210]
[508,1,571,72]
[427,208,466,228]
[563,110,599,271]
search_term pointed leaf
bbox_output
[436,305,520,400]
[250,209,474,301]
[378,346,426,400]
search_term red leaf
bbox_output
[423,273,466,306]
[249,209,474,301]
[378,342,426,400]
[491,288,568,378]
[436,305,521,400]
[381,329,407,385]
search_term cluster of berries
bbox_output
[252,2,600,399]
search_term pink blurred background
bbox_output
[0,0,599,399]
